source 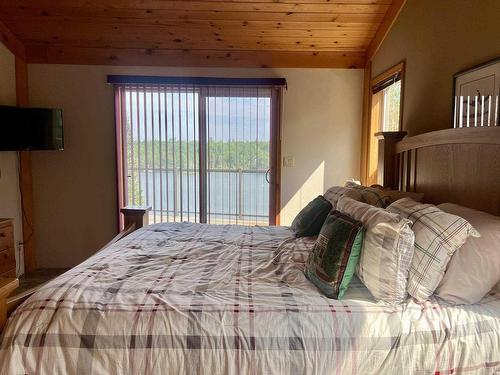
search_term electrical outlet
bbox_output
[283,156,295,168]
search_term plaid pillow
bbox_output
[343,185,424,208]
[291,195,332,237]
[337,196,415,304]
[323,186,349,209]
[304,211,364,299]
[387,198,479,302]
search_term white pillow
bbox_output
[387,198,479,302]
[435,203,500,304]
[337,196,414,304]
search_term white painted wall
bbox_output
[28,64,363,268]
[0,42,23,275]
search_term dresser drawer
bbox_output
[0,248,16,274]
[0,223,14,252]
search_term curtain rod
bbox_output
[107,75,287,87]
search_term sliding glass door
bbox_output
[205,87,272,225]
[114,80,282,228]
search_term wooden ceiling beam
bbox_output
[366,0,407,60]
[5,17,375,52]
[3,17,381,32]
[180,0,391,3]
[0,20,26,59]
[25,38,368,52]
[0,8,386,23]
[6,1,390,14]
[26,45,366,69]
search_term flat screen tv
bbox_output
[0,105,64,151]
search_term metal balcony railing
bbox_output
[128,167,269,224]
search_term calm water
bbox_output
[132,170,269,224]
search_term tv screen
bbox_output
[0,105,64,151]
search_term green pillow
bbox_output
[291,195,332,237]
[304,211,364,299]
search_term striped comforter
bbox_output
[1,222,499,374]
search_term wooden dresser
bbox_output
[0,219,16,278]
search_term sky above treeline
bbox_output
[124,90,272,143]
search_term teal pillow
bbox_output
[291,196,332,237]
[304,211,364,299]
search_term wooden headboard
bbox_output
[379,127,500,216]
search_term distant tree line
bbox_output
[126,139,270,170]
[126,139,270,205]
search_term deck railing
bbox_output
[128,167,269,224]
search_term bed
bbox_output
[1,127,500,374]
[1,222,499,374]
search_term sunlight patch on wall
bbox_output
[280,161,325,226]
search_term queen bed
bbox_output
[1,127,500,374]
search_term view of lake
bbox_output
[133,170,269,225]
[121,88,274,227]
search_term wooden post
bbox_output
[120,206,152,230]
[15,57,37,273]
[375,131,407,189]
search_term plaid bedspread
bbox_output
[1,222,499,374]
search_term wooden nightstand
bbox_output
[0,219,16,278]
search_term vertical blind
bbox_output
[112,77,284,227]
[205,86,272,225]
[119,85,200,224]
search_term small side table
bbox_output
[120,206,152,230]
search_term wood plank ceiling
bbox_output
[0,0,396,68]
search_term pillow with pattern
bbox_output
[387,198,479,302]
[291,195,332,237]
[304,211,364,299]
[323,186,350,209]
[337,196,415,304]
[343,185,424,208]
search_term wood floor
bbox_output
[16,268,68,295]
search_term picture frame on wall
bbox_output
[452,57,499,128]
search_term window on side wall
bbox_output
[366,62,404,186]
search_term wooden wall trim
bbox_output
[361,61,404,185]
[360,61,372,184]
[0,20,26,59]
[395,127,500,153]
[15,57,36,273]
[366,0,407,61]
[25,46,366,69]
[15,57,28,105]
[271,87,283,226]
[1,21,34,273]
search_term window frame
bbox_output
[362,61,405,186]
[370,61,405,133]
[113,79,283,230]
